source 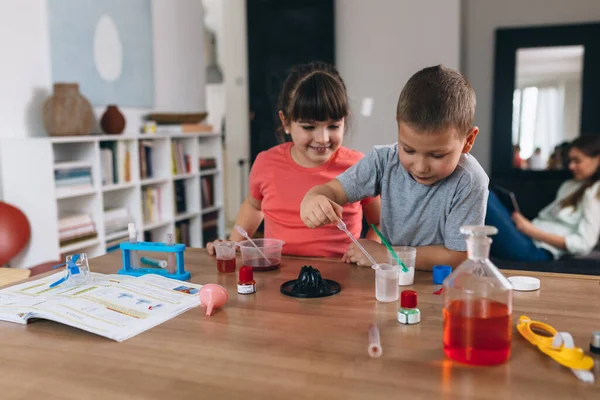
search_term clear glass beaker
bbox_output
[373,263,400,302]
[214,241,237,273]
[388,246,416,286]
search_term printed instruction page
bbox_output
[0,273,202,341]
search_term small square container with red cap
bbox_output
[398,290,421,324]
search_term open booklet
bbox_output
[0,272,202,342]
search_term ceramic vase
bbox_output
[42,83,95,136]
[100,105,126,134]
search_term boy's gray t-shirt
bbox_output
[337,143,489,251]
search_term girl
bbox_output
[207,62,380,257]
[486,136,600,261]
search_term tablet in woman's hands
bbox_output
[493,185,521,214]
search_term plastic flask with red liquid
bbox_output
[442,225,513,366]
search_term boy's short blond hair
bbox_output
[396,65,476,135]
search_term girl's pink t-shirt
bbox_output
[249,142,376,257]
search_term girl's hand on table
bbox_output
[206,240,224,256]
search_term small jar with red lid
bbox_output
[398,290,420,324]
[237,266,256,295]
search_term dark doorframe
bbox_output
[246,0,335,164]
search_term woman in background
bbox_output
[487,136,600,261]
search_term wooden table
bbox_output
[1,250,599,399]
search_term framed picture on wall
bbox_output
[47,0,155,107]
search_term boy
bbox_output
[299,65,489,270]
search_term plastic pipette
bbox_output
[368,324,382,358]
[336,220,378,267]
[234,224,272,265]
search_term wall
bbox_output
[0,0,205,140]
[218,0,250,227]
[152,0,206,114]
[335,0,461,155]
[462,0,600,172]
[197,0,249,228]
[0,0,52,140]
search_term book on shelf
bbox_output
[199,157,217,171]
[100,142,131,185]
[173,180,187,214]
[202,211,219,229]
[59,214,97,246]
[55,168,92,180]
[171,141,190,175]
[0,272,202,342]
[54,163,93,196]
[55,185,95,198]
[124,150,131,182]
[104,207,133,234]
[59,232,98,247]
[59,213,93,230]
[202,211,219,246]
[202,226,218,246]
[156,123,214,134]
[100,148,113,185]
[54,161,92,170]
[55,175,92,186]
[139,142,146,179]
[201,176,214,208]
[142,187,162,224]
[175,220,191,247]
[139,140,154,179]
[59,224,96,241]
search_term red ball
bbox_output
[0,202,31,265]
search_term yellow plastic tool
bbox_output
[517,315,594,371]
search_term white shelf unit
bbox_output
[0,133,225,269]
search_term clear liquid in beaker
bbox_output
[375,264,400,302]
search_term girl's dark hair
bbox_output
[276,62,349,141]
[560,135,600,209]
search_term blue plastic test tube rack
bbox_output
[118,241,190,281]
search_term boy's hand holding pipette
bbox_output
[343,239,388,266]
[300,193,344,228]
